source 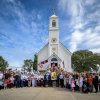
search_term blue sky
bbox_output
[0,0,100,68]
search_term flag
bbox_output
[62,61,65,68]
[38,59,49,70]
[38,63,43,68]
[41,59,48,64]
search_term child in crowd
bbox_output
[71,78,75,92]
[28,75,32,87]
[82,78,88,93]
[3,79,7,89]
[10,75,14,88]
[0,79,3,90]
[6,78,11,89]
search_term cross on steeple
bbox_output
[52,8,55,15]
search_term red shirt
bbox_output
[6,79,11,84]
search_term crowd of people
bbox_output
[0,70,100,93]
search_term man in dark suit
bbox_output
[93,74,98,93]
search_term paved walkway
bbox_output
[0,87,100,100]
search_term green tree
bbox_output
[0,56,9,70]
[23,59,33,72]
[72,50,100,72]
[33,54,38,71]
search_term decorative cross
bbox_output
[52,8,55,14]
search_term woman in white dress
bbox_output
[32,75,35,87]
[78,74,83,92]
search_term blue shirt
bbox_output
[0,80,3,86]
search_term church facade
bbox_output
[37,13,72,72]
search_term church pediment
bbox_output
[48,53,62,62]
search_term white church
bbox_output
[37,12,72,72]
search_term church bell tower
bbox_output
[49,11,59,57]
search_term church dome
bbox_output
[50,14,58,18]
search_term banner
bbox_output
[38,59,49,70]
[62,61,65,69]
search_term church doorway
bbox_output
[51,63,58,67]
[51,58,58,67]
[51,58,58,72]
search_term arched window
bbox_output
[51,58,57,61]
[52,20,56,27]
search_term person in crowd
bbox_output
[32,74,35,87]
[4,70,11,80]
[40,73,44,87]
[71,78,75,92]
[78,74,83,92]
[6,78,11,88]
[0,71,3,80]
[64,73,67,88]
[93,73,99,93]
[74,73,79,91]
[3,79,7,89]
[44,72,46,87]
[87,74,93,92]
[98,74,100,92]
[28,73,32,87]
[0,71,3,90]
[10,74,14,88]
[20,72,25,88]
[82,78,88,93]
[68,74,72,89]
[34,72,38,87]
[0,78,3,90]
[24,72,28,87]
[56,73,60,87]
[59,72,64,88]
[44,72,49,87]
[37,73,41,87]
[51,71,57,87]
[14,72,21,88]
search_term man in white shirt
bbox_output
[34,72,38,86]
[0,71,3,80]
[20,72,25,87]
[59,73,64,88]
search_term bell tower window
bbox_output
[52,20,56,27]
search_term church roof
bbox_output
[60,42,72,56]
[36,42,49,55]
[37,42,72,56]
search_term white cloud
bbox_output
[58,0,84,52]
[90,48,100,53]
[69,30,83,52]
[85,0,96,5]
[95,25,100,33]
[58,0,100,53]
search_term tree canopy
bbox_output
[23,59,33,72]
[0,56,9,70]
[33,54,37,71]
[72,50,100,72]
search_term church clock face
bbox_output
[51,38,57,43]
[52,47,56,51]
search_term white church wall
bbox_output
[59,44,72,72]
[50,44,58,55]
[37,44,48,64]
